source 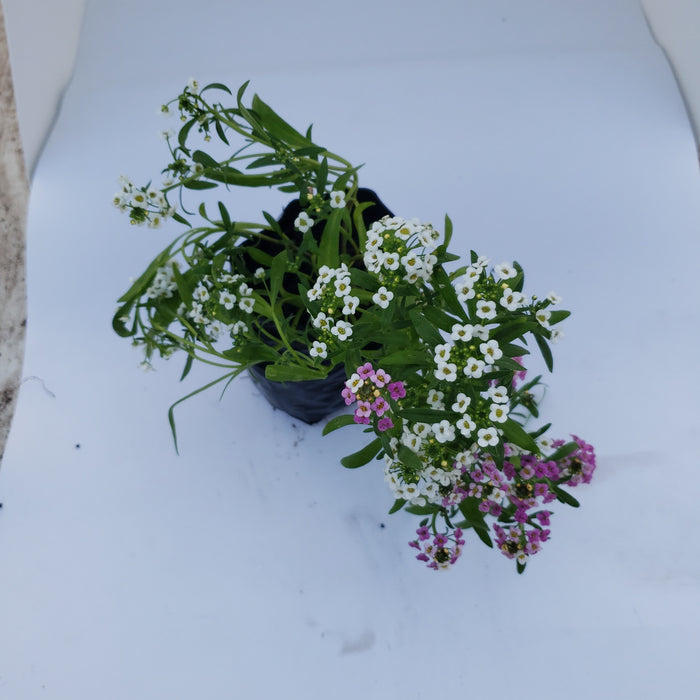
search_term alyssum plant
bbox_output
[114,80,595,572]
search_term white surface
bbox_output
[2,0,88,174]
[2,1,700,697]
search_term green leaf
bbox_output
[388,498,406,514]
[408,309,443,347]
[549,309,571,324]
[318,208,342,268]
[192,150,221,169]
[179,353,194,381]
[379,349,428,365]
[405,504,439,516]
[397,407,454,423]
[201,82,233,95]
[183,179,218,190]
[340,437,382,469]
[421,305,458,332]
[178,118,196,150]
[548,441,579,462]
[112,303,135,337]
[251,94,312,149]
[322,413,356,435]
[534,333,553,371]
[501,419,538,452]
[269,250,287,305]
[397,445,424,471]
[264,364,325,382]
[458,498,493,547]
[551,485,580,508]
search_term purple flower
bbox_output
[387,381,406,400]
[357,362,374,380]
[377,416,394,432]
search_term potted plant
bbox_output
[114,81,596,572]
[113,79,391,441]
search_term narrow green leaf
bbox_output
[388,498,406,514]
[340,437,382,468]
[501,419,538,452]
[201,82,233,95]
[379,349,428,365]
[318,208,342,268]
[534,333,553,371]
[398,407,454,423]
[408,309,443,347]
[264,364,324,382]
[548,441,579,462]
[397,445,424,471]
[192,150,220,168]
[269,250,287,304]
[183,179,218,190]
[551,485,580,508]
[251,94,312,149]
[322,413,356,435]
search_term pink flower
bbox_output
[377,416,394,432]
[387,381,406,400]
[357,362,374,380]
[371,396,390,416]
[341,386,356,405]
[371,368,391,387]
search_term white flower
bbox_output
[427,389,445,409]
[400,252,421,272]
[494,262,517,280]
[382,253,400,271]
[232,320,248,335]
[463,357,486,378]
[307,286,321,301]
[489,403,509,423]
[345,373,363,392]
[474,255,490,268]
[536,309,551,328]
[331,320,353,340]
[364,250,385,272]
[451,324,474,342]
[206,320,228,339]
[456,415,476,437]
[433,343,452,364]
[312,312,330,330]
[254,267,265,280]
[472,324,489,340]
[432,420,456,443]
[333,276,352,298]
[480,339,503,364]
[418,225,439,248]
[546,292,562,305]
[451,393,471,413]
[455,279,476,302]
[219,290,236,309]
[239,297,255,314]
[294,211,314,233]
[485,384,509,403]
[476,300,497,320]
[329,190,346,208]
[317,265,334,282]
[401,432,423,451]
[310,341,328,359]
[500,288,525,311]
[372,287,394,309]
[342,295,360,315]
[434,362,458,382]
[238,283,253,297]
[194,285,210,302]
[550,328,564,343]
[185,77,199,93]
[537,436,553,451]
[413,422,431,437]
[477,426,500,447]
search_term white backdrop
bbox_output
[2,1,700,698]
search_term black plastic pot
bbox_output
[245,188,394,424]
[248,362,349,424]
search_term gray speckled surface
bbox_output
[0,6,28,464]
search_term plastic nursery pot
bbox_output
[246,188,394,424]
[248,362,350,424]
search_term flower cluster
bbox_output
[341,363,405,431]
[409,526,465,570]
[112,175,175,228]
[325,229,595,573]
[364,216,440,289]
